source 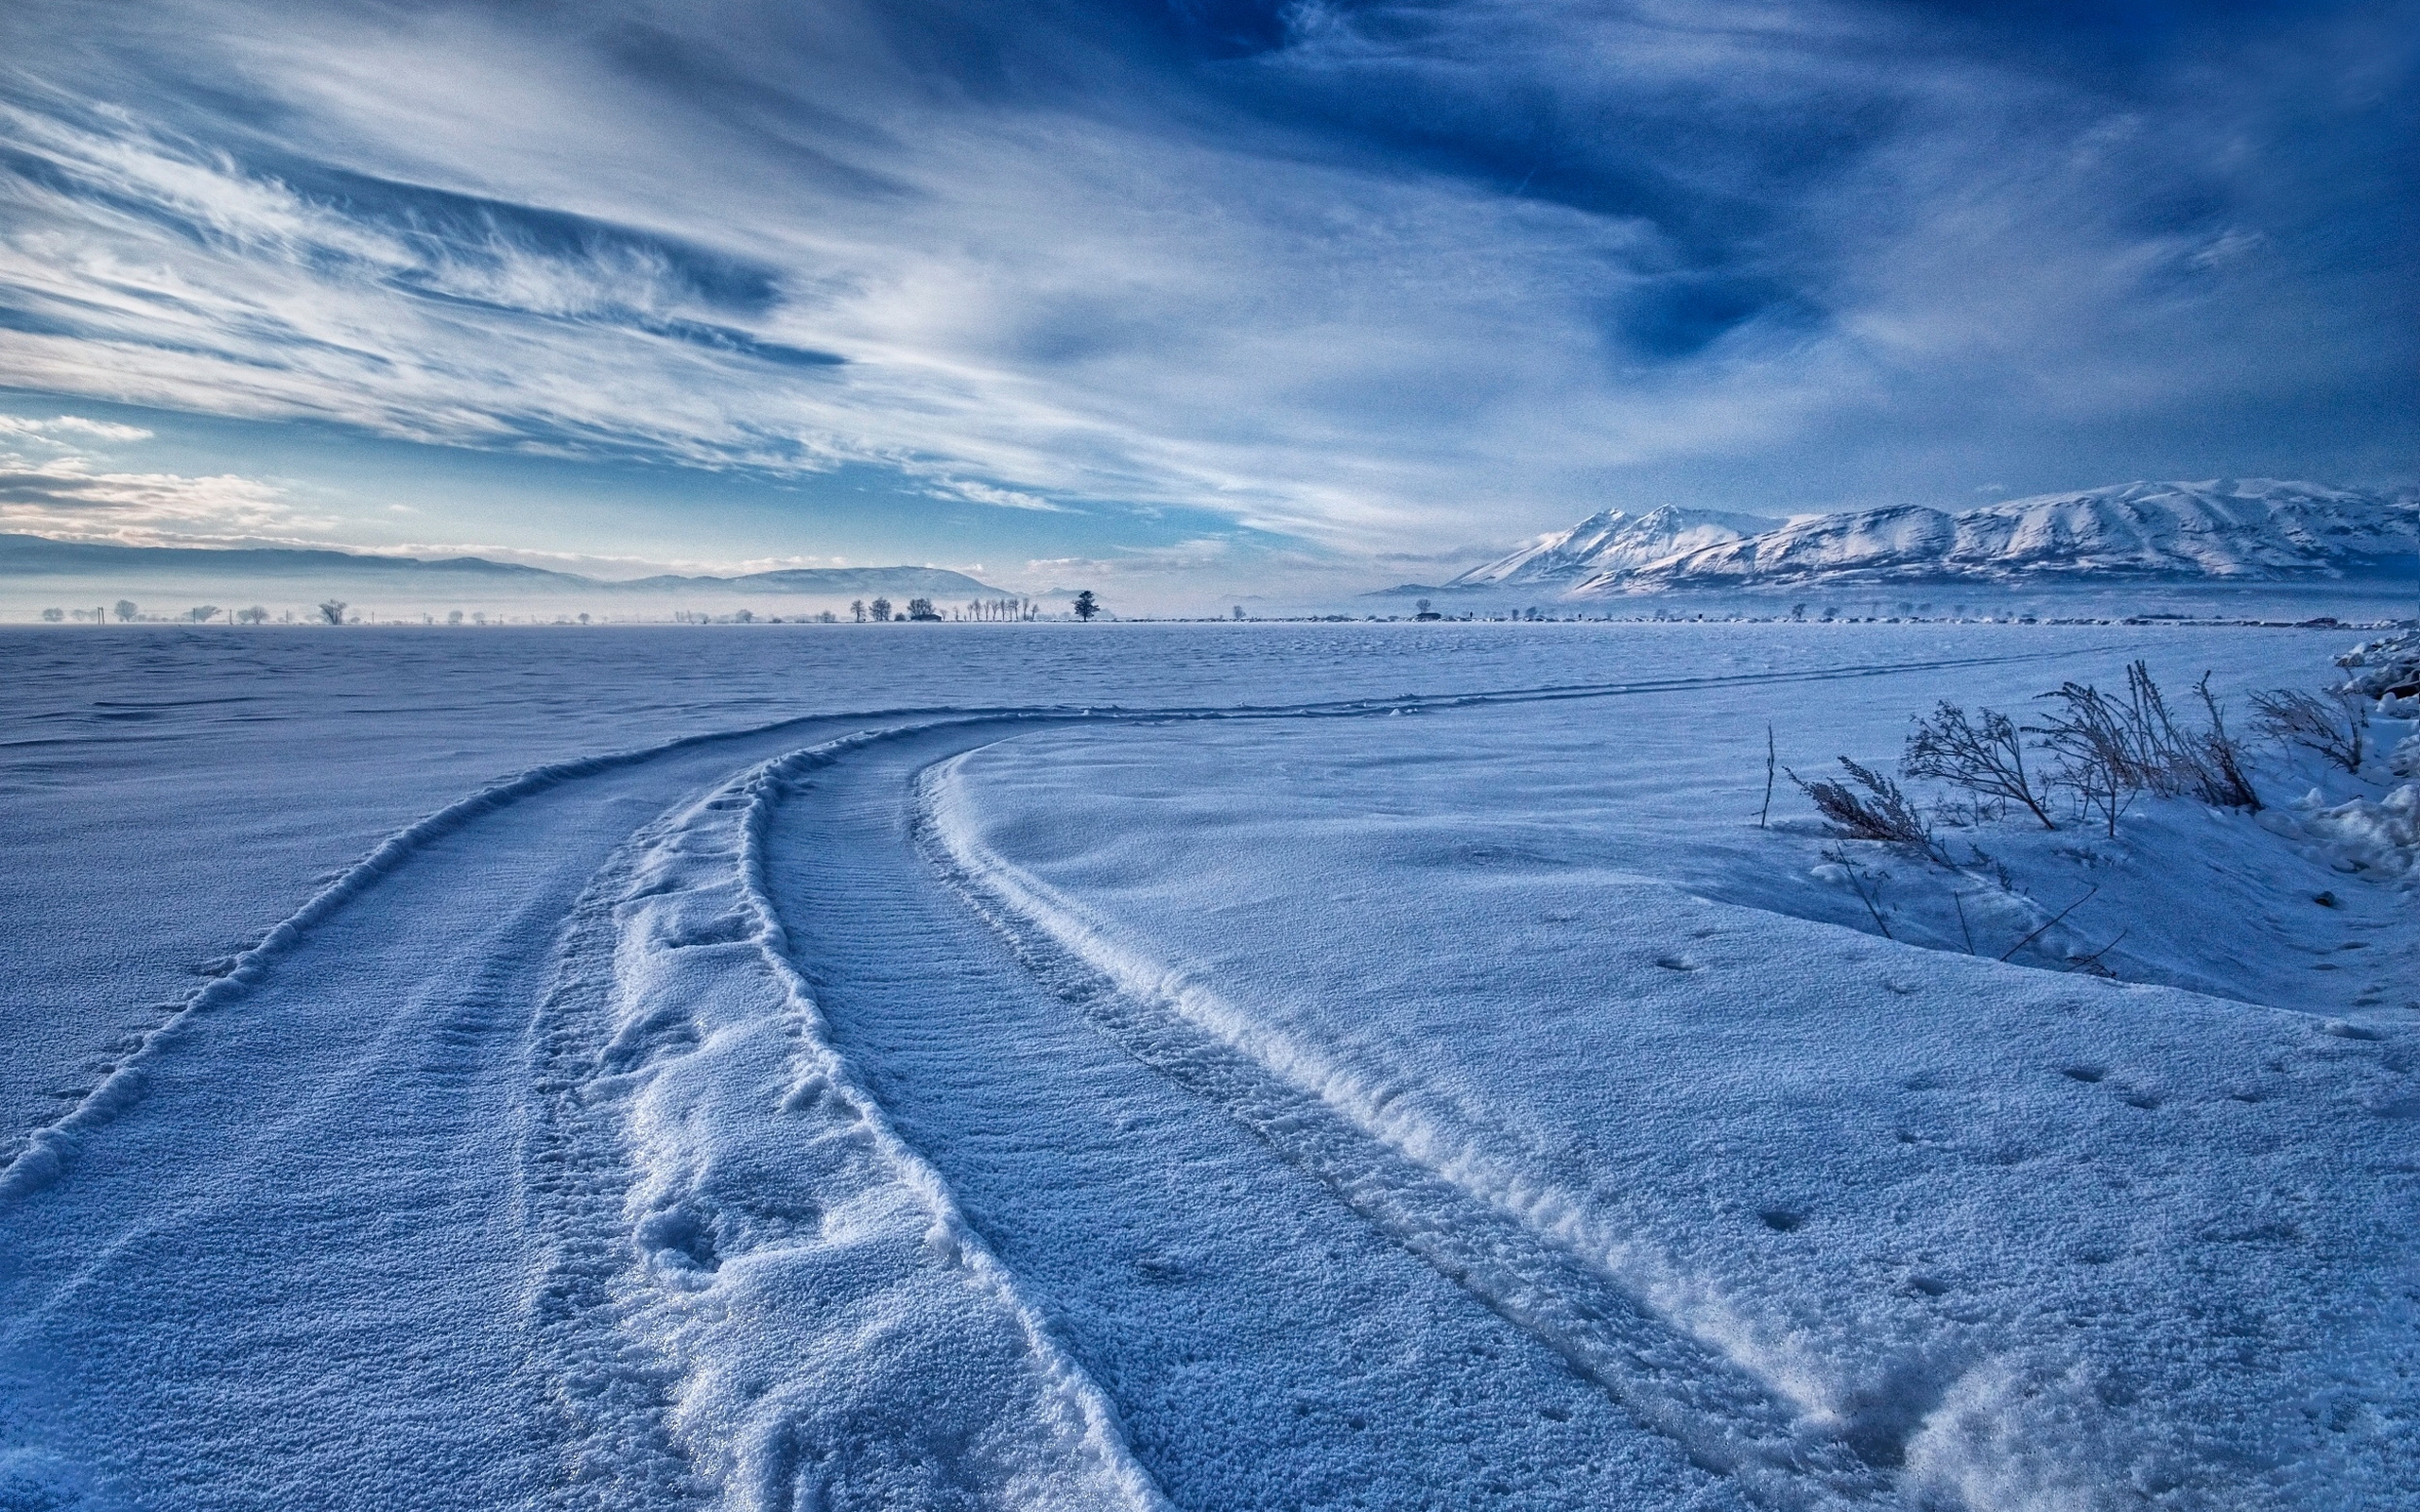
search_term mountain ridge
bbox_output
[1431,480,2417,598]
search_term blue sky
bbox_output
[1,0,2411,602]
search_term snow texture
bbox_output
[2,620,2414,1510]
[926,640,2418,1509]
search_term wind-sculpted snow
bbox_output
[924,762,1887,1510]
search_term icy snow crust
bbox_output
[1,622,2412,1509]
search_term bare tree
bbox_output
[188,605,221,624]
[850,599,866,623]
[317,599,348,626]
[906,596,941,621]
[1073,590,1099,621]
[113,598,138,622]
[1903,702,2058,830]
[868,596,891,622]
[40,607,64,623]
[235,605,269,625]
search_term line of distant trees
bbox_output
[32,591,1100,626]
[849,594,1062,622]
[38,601,283,624]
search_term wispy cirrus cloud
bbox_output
[0,0,2411,569]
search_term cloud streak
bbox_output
[0,0,2411,564]
[0,452,318,544]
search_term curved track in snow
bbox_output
[0,649,2087,1511]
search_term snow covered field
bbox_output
[2,621,2412,1510]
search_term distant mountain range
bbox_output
[1419,480,2418,598]
[0,534,1008,599]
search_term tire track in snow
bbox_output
[757,719,1758,1511]
[0,644,2087,1506]
[0,728,890,1507]
[917,749,1893,1512]
[523,723,1167,1512]
[0,710,856,1199]
[4,641,2072,1195]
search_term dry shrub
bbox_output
[2251,687,2367,773]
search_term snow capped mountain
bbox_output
[1451,481,2416,597]
[1445,505,1777,589]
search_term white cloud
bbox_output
[0,415,155,445]
[0,449,324,543]
[0,0,2407,567]
[0,7,1840,554]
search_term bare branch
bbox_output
[1904,702,2057,830]
[2251,687,2367,773]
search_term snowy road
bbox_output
[2,632,2410,1510]
[0,715,889,1507]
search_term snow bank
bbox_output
[2335,627,2420,706]
[525,729,1162,1511]
[2263,783,2420,879]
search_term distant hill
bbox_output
[614,566,1007,597]
[1415,481,2417,598]
[0,535,1008,599]
[0,535,563,581]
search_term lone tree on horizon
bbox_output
[318,599,348,626]
[1073,590,1099,621]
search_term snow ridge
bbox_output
[522,725,1165,1511]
